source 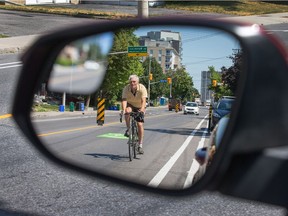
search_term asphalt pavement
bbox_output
[0,6,287,55]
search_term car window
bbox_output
[186,102,197,107]
[217,100,234,110]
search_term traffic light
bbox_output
[167,77,172,84]
[212,79,217,87]
[149,73,153,80]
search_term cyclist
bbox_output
[122,75,147,154]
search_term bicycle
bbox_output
[120,111,141,161]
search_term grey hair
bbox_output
[129,75,139,82]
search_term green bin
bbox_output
[69,102,75,112]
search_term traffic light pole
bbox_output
[148,57,151,107]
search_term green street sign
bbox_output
[128,46,148,57]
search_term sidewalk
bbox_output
[0,10,287,55]
[30,105,165,119]
[0,34,39,54]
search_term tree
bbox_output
[166,67,195,102]
[95,28,144,107]
[141,57,167,101]
[221,50,242,95]
[208,50,242,101]
[208,66,223,101]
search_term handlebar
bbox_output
[119,111,144,123]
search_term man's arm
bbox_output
[121,85,128,113]
[140,84,148,113]
[140,97,146,113]
[122,99,127,113]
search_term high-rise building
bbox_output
[139,30,182,73]
[201,71,213,105]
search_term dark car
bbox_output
[210,97,234,130]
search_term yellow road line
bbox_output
[37,112,176,137]
[0,114,12,119]
[38,125,98,137]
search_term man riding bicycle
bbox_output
[122,75,147,154]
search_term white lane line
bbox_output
[0,62,22,70]
[0,65,22,70]
[147,115,209,188]
[0,61,21,66]
[183,120,209,189]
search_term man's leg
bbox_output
[124,107,132,137]
[137,121,144,154]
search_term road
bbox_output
[0,9,287,216]
[32,107,209,190]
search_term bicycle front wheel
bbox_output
[132,123,138,159]
[128,127,133,161]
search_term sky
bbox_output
[135,26,241,92]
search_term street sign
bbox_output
[160,80,167,83]
[128,46,148,57]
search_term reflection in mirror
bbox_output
[48,32,114,94]
[31,25,242,190]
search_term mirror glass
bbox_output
[48,32,114,94]
[31,25,242,190]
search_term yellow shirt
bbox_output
[122,83,147,108]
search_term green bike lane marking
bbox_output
[97,133,128,139]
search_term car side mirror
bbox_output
[12,16,288,208]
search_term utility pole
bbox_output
[138,0,149,18]
[148,57,151,107]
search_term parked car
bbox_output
[168,98,182,111]
[211,97,235,130]
[183,102,199,115]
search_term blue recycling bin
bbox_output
[59,105,65,112]
[160,97,165,106]
[80,102,84,111]
[76,102,85,111]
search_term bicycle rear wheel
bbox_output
[132,123,137,159]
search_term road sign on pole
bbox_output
[128,46,148,57]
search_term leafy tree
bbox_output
[208,66,223,101]
[208,50,242,101]
[166,67,195,102]
[221,50,242,95]
[95,28,144,107]
[141,57,168,101]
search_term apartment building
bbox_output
[139,30,182,73]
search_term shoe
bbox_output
[138,147,144,154]
[124,129,129,137]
